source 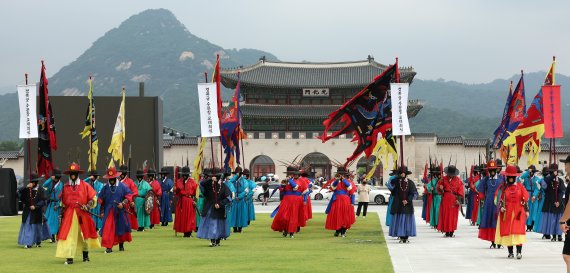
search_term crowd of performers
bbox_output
[16,162,261,264]
[411,156,570,260]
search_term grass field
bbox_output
[0,213,393,273]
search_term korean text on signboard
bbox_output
[302,88,329,97]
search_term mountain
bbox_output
[0,8,568,145]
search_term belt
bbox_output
[283,191,302,196]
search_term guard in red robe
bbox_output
[299,169,312,223]
[146,169,163,229]
[119,165,138,230]
[98,167,133,253]
[469,165,482,225]
[325,166,356,237]
[55,163,101,265]
[173,167,197,237]
[271,166,306,238]
[437,165,465,238]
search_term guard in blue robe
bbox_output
[539,164,566,241]
[385,173,396,227]
[244,169,256,224]
[520,166,540,231]
[223,171,236,237]
[464,177,473,220]
[98,167,133,252]
[532,169,546,233]
[229,167,249,232]
[43,169,63,242]
[18,174,50,248]
[158,168,174,226]
[476,160,505,248]
[85,171,104,231]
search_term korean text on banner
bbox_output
[197,83,221,137]
[17,84,38,138]
[542,85,563,138]
[390,83,411,136]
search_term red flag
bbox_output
[542,85,563,138]
[37,61,57,177]
[214,54,222,119]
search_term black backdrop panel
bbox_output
[0,168,18,216]
[25,96,163,180]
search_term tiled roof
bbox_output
[242,101,423,119]
[437,136,464,145]
[221,59,416,89]
[541,144,570,153]
[0,149,23,159]
[163,136,198,148]
[463,138,490,147]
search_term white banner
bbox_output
[197,83,221,137]
[17,84,38,139]
[390,83,411,136]
[302,88,329,97]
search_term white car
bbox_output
[369,186,391,205]
[310,185,333,200]
[253,183,281,202]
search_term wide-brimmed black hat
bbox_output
[429,166,441,174]
[284,166,301,175]
[28,173,41,182]
[135,170,145,178]
[52,169,62,179]
[242,169,250,176]
[549,164,564,175]
[118,165,130,174]
[146,169,156,176]
[88,170,101,177]
[232,166,243,174]
[528,165,538,173]
[395,166,413,175]
[178,167,191,176]
[560,155,570,163]
[335,166,349,175]
[158,167,170,175]
[444,165,460,176]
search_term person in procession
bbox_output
[84,170,104,231]
[173,166,198,237]
[98,166,133,253]
[539,163,566,241]
[146,169,163,229]
[271,166,306,238]
[494,165,529,259]
[229,166,249,233]
[133,170,152,231]
[427,166,442,229]
[437,164,465,238]
[197,170,232,246]
[520,165,540,231]
[325,166,356,238]
[468,165,482,226]
[388,166,418,243]
[18,173,50,248]
[385,169,397,227]
[118,165,138,230]
[421,168,432,224]
[158,167,174,226]
[243,169,256,226]
[477,160,505,248]
[220,168,235,237]
[55,163,101,265]
[300,169,314,221]
[532,167,548,234]
[43,169,64,243]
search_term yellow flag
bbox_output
[79,78,98,171]
[192,137,207,181]
[108,88,126,165]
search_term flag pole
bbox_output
[395,57,404,169]
[89,76,94,171]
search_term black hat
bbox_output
[444,165,460,176]
[232,166,243,174]
[119,165,130,174]
[528,165,538,173]
[178,167,191,176]
[541,167,549,175]
[147,169,156,176]
[158,167,170,175]
[335,166,349,175]
[284,166,301,175]
[135,170,145,178]
[28,173,41,183]
[560,155,570,163]
[395,166,413,175]
[429,166,441,174]
[242,169,250,176]
[88,170,101,177]
[549,164,564,175]
[52,169,62,178]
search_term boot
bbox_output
[233,227,238,233]
[215,239,221,246]
[334,230,340,237]
[65,258,73,265]
[558,235,563,241]
[210,239,216,247]
[149,224,154,229]
[282,231,288,237]
[119,243,125,251]
[105,248,113,253]
[490,242,496,249]
[516,245,522,259]
[82,251,90,262]
[50,234,56,243]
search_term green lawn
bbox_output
[0,213,393,273]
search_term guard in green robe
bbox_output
[134,170,152,231]
[428,167,442,229]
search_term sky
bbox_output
[0,0,568,90]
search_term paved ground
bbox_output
[258,200,566,273]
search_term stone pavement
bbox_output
[376,205,566,273]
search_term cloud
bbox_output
[179,51,195,61]
[130,74,151,82]
[115,61,132,71]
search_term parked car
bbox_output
[310,185,333,200]
[369,186,391,205]
[253,183,281,202]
